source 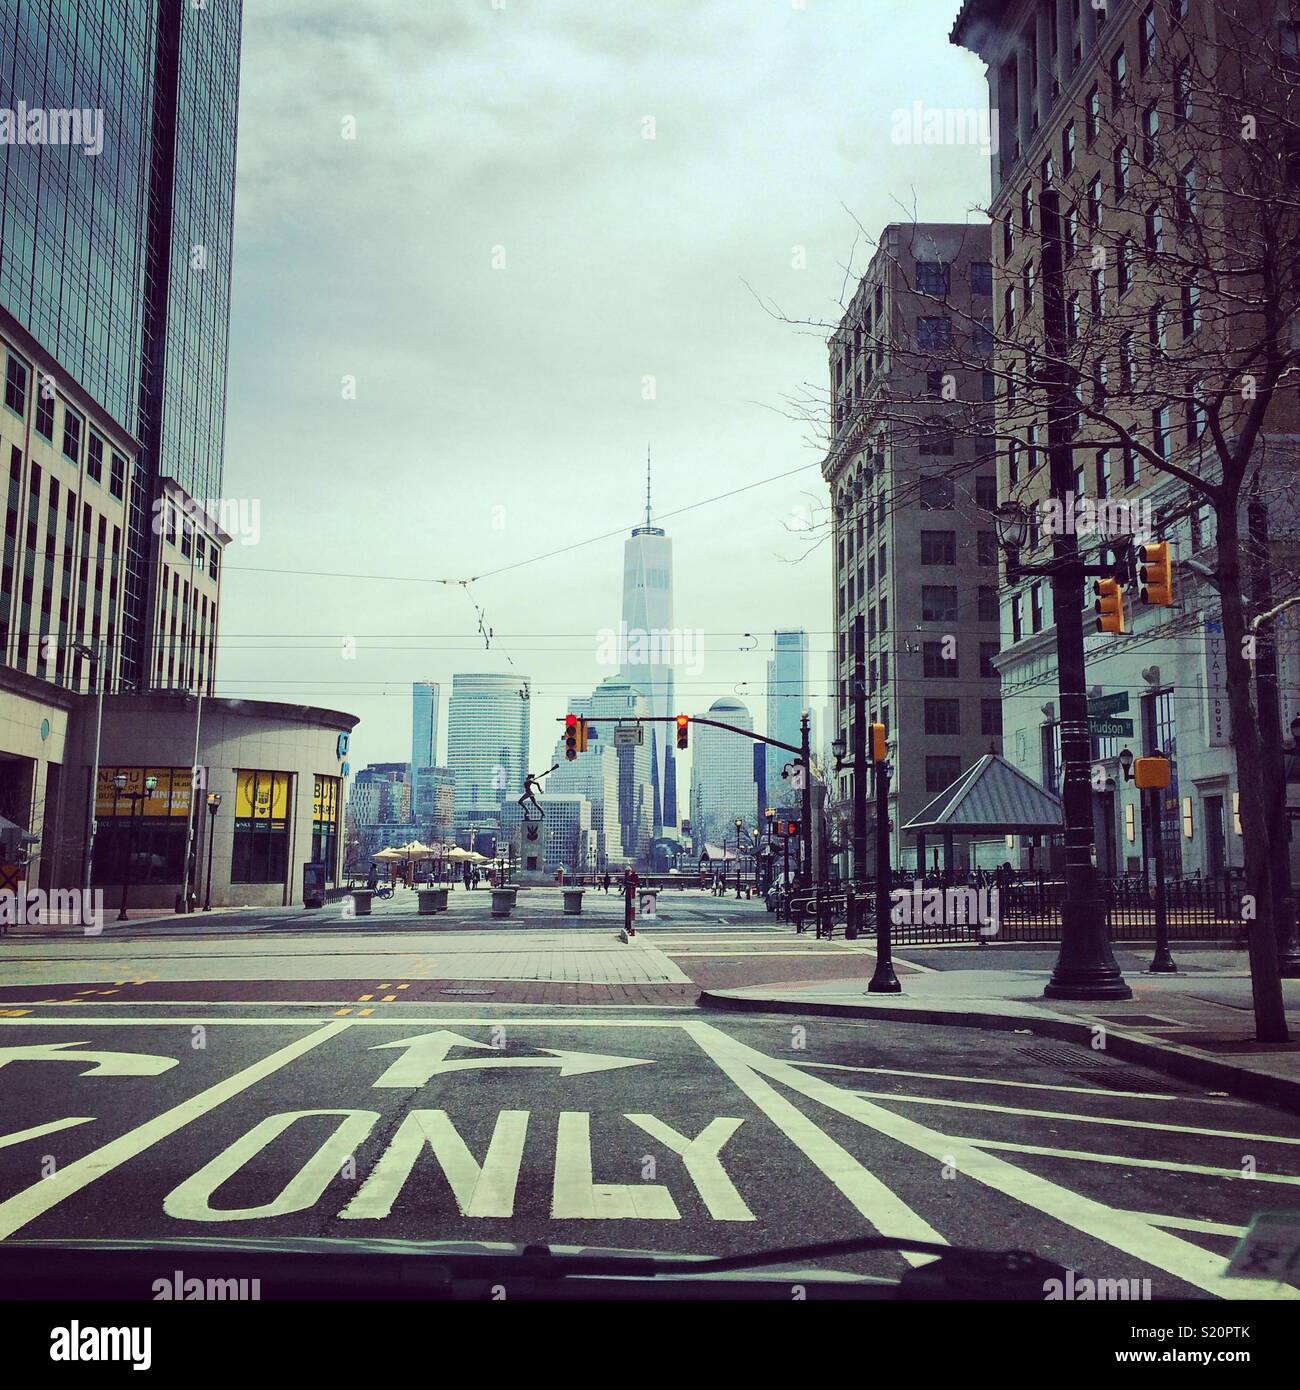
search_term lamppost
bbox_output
[834,722,899,993]
[763,807,774,893]
[1120,747,1174,973]
[72,640,107,898]
[117,773,157,921]
[203,792,222,911]
[993,495,1132,1000]
[1280,714,1300,977]
[734,818,744,898]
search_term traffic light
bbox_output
[1138,541,1173,606]
[576,716,589,753]
[869,723,887,762]
[1094,577,1126,634]
[564,713,579,761]
[675,714,689,750]
[786,821,799,838]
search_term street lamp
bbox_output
[117,774,157,921]
[203,792,222,911]
[734,818,744,898]
[73,640,107,898]
[1120,747,1174,974]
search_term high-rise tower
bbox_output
[620,449,676,831]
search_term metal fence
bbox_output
[775,871,1245,944]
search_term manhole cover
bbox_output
[1020,1042,1115,1069]
[1072,1069,1177,1095]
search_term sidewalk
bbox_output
[701,960,1300,1113]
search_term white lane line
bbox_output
[1124,1212,1248,1238]
[971,1139,1300,1186]
[665,950,878,958]
[0,1020,351,1241]
[684,1021,1297,1301]
[0,1015,693,1027]
[850,1089,1300,1145]
[790,1059,1204,1102]
[682,1025,946,1263]
[0,1117,95,1149]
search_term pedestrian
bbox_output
[602,872,611,894]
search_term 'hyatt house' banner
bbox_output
[1202,619,1230,748]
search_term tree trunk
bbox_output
[1215,503,1289,1042]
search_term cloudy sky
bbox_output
[216,0,990,781]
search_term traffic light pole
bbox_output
[800,714,813,891]
[868,757,900,993]
[851,615,868,919]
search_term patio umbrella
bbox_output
[444,846,473,862]
[372,847,405,861]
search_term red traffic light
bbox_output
[565,714,577,728]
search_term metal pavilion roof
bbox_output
[902,752,1064,838]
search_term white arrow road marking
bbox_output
[0,1041,178,1077]
[552,1112,679,1220]
[369,1030,654,1087]
[685,1021,1299,1301]
[165,1110,380,1222]
[340,1110,529,1220]
[0,1021,350,1241]
[0,1117,95,1150]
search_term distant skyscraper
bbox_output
[766,630,809,808]
[410,681,440,822]
[620,451,676,831]
[690,697,756,850]
[446,673,530,822]
[575,677,654,864]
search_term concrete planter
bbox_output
[351,890,373,917]
[418,888,449,914]
[562,888,585,915]
[490,887,517,919]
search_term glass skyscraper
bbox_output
[0,0,243,687]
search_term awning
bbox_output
[902,753,1064,838]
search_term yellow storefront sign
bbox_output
[235,770,290,821]
[96,768,193,819]
[313,775,339,823]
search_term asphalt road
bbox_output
[2,1000,1298,1299]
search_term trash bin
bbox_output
[490,886,517,919]
[351,890,373,917]
[562,887,584,915]
[303,862,326,909]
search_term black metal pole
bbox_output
[851,615,869,926]
[1147,782,1175,973]
[1039,186,1131,1000]
[204,808,217,910]
[800,713,813,890]
[117,795,138,921]
[868,758,900,992]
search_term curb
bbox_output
[698,988,1300,1117]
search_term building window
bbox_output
[61,407,82,464]
[921,586,958,622]
[924,699,961,735]
[925,756,963,794]
[917,317,953,352]
[916,262,950,295]
[1062,122,1075,175]
[980,641,1000,678]
[1185,380,1205,444]
[4,355,28,416]
[1023,260,1035,312]
[1030,582,1044,633]
[1086,85,1100,144]
[90,767,192,886]
[977,531,998,566]
[1095,449,1112,499]
[1176,163,1197,227]
[919,419,954,456]
[1152,406,1169,459]
[978,586,999,622]
[926,369,948,398]
[920,530,957,565]
[975,475,998,510]
[1139,4,1157,71]
[1110,48,1127,108]
[1119,333,1134,390]
[312,776,340,884]
[1142,104,1159,164]
[1149,300,1166,352]
[1004,286,1016,333]
[1123,445,1138,486]
[1010,596,1023,642]
[35,381,55,440]
[1088,174,1104,229]
[922,642,958,677]
[1144,203,1163,255]
[86,432,104,484]
[981,700,1003,736]
[1063,203,1078,256]
[1181,280,1200,338]
[971,261,993,295]
[1113,142,1130,198]
[919,477,955,510]
[1008,440,1020,485]
[110,452,126,501]
[231,770,292,884]
[1174,62,1191,126]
